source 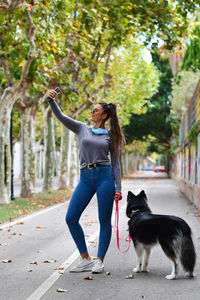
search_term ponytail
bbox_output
[99,102,125,152]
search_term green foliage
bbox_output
[182,25,200,71]
[184,122,198,145]
[90,39,159,125]
[171,70,200,117]
[123,49,174,151]
[0,0,199,148]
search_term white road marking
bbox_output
[26,230,99,300]
[27,201,127,300]
[0,203,65,230]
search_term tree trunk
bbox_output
[58,127,70,189]
[0,106,12,203]
[42,107,56,192]
[20,106,36,197]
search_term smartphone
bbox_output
[55,87,60,94]
[47,87,60,102]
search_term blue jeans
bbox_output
[66,165,115,259]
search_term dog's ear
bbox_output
[127,191,134,201]
[139,190,147,199]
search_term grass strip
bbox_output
[0,188,73,224]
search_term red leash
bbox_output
[115,200,131,253]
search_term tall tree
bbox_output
[181,25,200,71]
[123,49,173,151]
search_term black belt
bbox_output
[86,163,101,170]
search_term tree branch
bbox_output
[19,9,40,86]
[0,0,25,12]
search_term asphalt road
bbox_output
[1,172,200,300]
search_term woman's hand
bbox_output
[114,192,122,201]
[47,88,59,100]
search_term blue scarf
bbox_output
[92,128,108,135]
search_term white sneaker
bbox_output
[69,258,94,273]
[91,259,104,273]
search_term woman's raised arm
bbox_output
[47,88,84,134]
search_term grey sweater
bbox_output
[48,99,121,193]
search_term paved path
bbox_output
[1,173,200,300]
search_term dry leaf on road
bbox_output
[57,288,68,293]
[16,222,24,225]
[1,259,12,263]
[106,272,111,276]
[0,243,9,246]
[43,259,57,263]
[84,276,94,280]
[35,226,48,229]
[30,261,38,265]
[54,267,64,270]
[124,274,134,279]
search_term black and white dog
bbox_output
[126,190,196,280]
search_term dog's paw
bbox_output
[133,267,141,273]
[165,274,176,280]
[142,269,149,273]
[185,272,195,278]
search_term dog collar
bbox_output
[131,209,140,217]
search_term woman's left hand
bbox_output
[114,192,122,201]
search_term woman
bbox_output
[47,88,124,273]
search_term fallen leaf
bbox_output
[0,243,8,246]
[27,270,33,272]
[16,222,24,225]
[84,276,94,280]
[43,259,57,263]
[54,267,64,270]
[124,274,134,279]
[141,296,145,299]
[106,272,111,276]
[57,288,68,293]
[30,262,38,265]
[1,259,12,263]
[37,250,44,253]
[19,233,25,236]
[9,233,16,236]
[196,213,200,217]
[58,271,65,274]
[88,241,95,243]
[84,234,90,237]
[7,237,12,239]
[36,226,47,229]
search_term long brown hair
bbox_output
[99,102,125,152]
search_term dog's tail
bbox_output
[180,235,196,274]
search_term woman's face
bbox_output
[90,104,107,123]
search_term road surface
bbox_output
[1,172,200,300]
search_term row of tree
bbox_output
[0,0,199,203]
